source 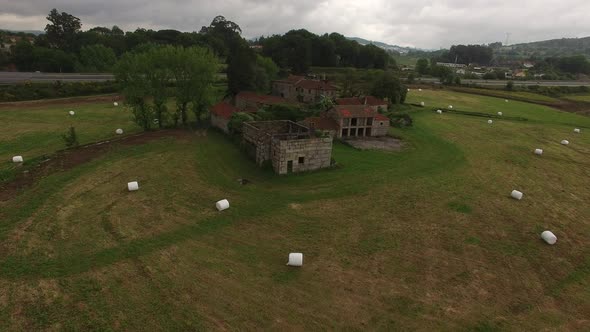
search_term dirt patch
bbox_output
[0,129,189,201]
[344,136,403,151]
[0,94,122,110]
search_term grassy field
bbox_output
[0,99,140,182]
[448,87,561,103]
[392,55,420,67]
[563,94,590,102]
[1,90,590,330]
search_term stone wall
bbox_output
[271,137,333,175]
[372,120,390,136]
[272,82,294,100]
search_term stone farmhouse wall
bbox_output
[271,137,333,175]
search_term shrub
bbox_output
[0,81,119,102]
[388,113,413,128]
[61,126,79,148]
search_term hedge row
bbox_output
[0,81,120,102]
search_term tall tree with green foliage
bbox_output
[416,58,430,75]
[115,51,154,130]
[45,8,82,51]
[370,71,407,105]
[170,47,219,126]
[116,46,218,129]
[252,55,279,93]
[76,44,117,72]
[227,42,256,94]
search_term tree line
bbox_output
[258,30,393,73]
[2,9,394,75]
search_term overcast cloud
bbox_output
[1,0,589,49]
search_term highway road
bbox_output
[2,71,590,87]
[417,77,590,87]
[0,72,114,84]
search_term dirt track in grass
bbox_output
[0,129,191,201]
[0,94,123,110]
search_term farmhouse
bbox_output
[210,101,241,133]
[235,91,290,111]
[242,120,333,174]
[300,116,339,137]
[326,105,390,138]
[272,75,338,103]
[335,96,388,112]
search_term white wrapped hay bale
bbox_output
[420,101,425,107]
[115,128,123,135]
[534,148,543,155]
[561,140,569,145]
[407,88,410,92]
[127,181,139,191]
[487,119,493,124]
[505,99,509,102]
[511,190,523,200]
[113,102,119,106]
[541,231,557,245]
[68,110,75,116]
[418,88,422,91]
[12,156,23,163]
[497,112,503,116]
[448,105,453,109]
[436,110,442,114]
[287,253,303,267]
[215,199,230,211]
[574,128,581,133]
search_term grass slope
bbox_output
[1,91,590,330]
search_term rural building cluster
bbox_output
[210,75,392,174]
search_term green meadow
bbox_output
[1,89,589,330]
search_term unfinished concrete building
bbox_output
[242,121,333,175]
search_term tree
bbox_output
[169,47,219,126]
[33,47,77,72]
[506,80,514,91]
[115,52,154,130]
[227,42,256,94]
[252,55,279,93]
[45,8,82,51]
[76,44,117,72]
[370,71,407,105]
[11,40,35,71]
[416,58,429,75]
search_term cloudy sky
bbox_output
[1,0,590,49]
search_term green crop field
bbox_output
[1,90,590,330]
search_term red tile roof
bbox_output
[374,113,389,121]
[333,105,378,118]
[236,91,289,105]
[335,97,362,105]
[210,102,238,120]
[364,96,387,106]
[303,117,339,131]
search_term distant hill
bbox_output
[498,36,590,58]
[0,29,44,36]
[346,37,417,54]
